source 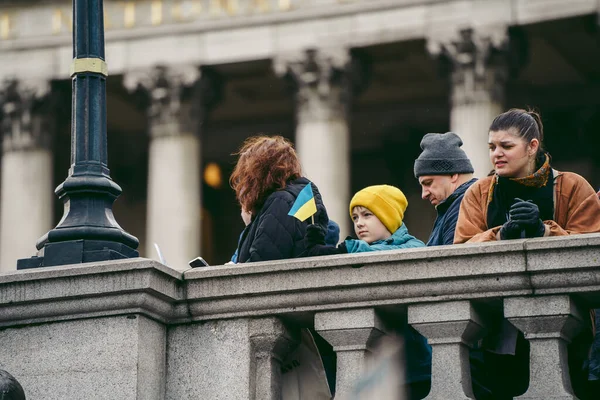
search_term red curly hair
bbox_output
[230,135,302,215]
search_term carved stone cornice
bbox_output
[0,78,52,152]
[428,27,518,107]
[274,48,368,123]
[123,65,223,138]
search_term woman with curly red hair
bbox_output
[230,135,329,263]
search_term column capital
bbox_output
[123,65,223,138]
[428,26,526,106]
[274,48,368,122]
[0,78,52,152]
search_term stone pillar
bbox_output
[275,49,363,238]
[249,317,297,400]
[315,308,384,398]
[505,295,585,400]
[0,79,53,272]
[408,301,487,400]
[124,66,221,270]
[429,28,512,178]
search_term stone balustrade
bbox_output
[0,233,599,399]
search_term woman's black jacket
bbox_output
[236,178,329,263]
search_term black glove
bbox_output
[499,220,522,240]
[305,224,348,257]
[306,224,326,246]
[509,198,545,238]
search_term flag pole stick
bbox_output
[311,215,314,225]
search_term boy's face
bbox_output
[351,206,392,243]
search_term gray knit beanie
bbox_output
[414,132,474,177]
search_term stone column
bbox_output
[124,66,221,270]
[428,28,512,178]
[0,79,53,272]
[408,301,487,400]
[249,317,297,400]
[505,295,585,400]
[275,49,363,238]
[315,308,384,398]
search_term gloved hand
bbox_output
[306,224,326,246]
[509,198,546,238]
[499,220,522,240]
[305,224,348,257]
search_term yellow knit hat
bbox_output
[349,185,408,234]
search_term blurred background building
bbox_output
[0,0,598,270]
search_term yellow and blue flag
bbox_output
[288,183,317,222]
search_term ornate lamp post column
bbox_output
[17,0,138,269]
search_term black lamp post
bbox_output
[17,0,138,269]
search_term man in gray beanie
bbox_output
[414,132,476,246]
[414,132,498,399]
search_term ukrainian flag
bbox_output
[288,183,317,222]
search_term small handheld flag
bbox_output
[288,183,318,223]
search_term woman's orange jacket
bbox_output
[454,170,600,243]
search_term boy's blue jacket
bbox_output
[344,223,425,253]
[345,224,432,386]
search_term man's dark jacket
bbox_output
[427,178,477,246]
[237,178,329,263]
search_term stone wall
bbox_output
[0,234,599,399]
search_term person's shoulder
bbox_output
[555,170,588,184]
[554,170,595,195]
[465,176,493,197]
[268,189,295,201]
[262,190,295,212]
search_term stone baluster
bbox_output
[315,308,385,398]
[124,66,222,270]
[249,317,298,400]
[408,301,487,399]
[0,78,54,272]
[505,295,586,400]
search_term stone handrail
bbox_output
[0,233,599,399]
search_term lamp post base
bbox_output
[17,239,139,269]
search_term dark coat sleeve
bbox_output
[306,243,347,257]
[246,196,304,262]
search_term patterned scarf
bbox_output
[487,153,551,204]
[486,152,554,230]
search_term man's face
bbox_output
[418,175,455,206]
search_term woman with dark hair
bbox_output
[454,108,600,399]
[455,108,600,243]
[230,135,328,263]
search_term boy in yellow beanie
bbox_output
[305,184,424,255]
[305,185,430,400]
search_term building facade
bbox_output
[0,0,599,270]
